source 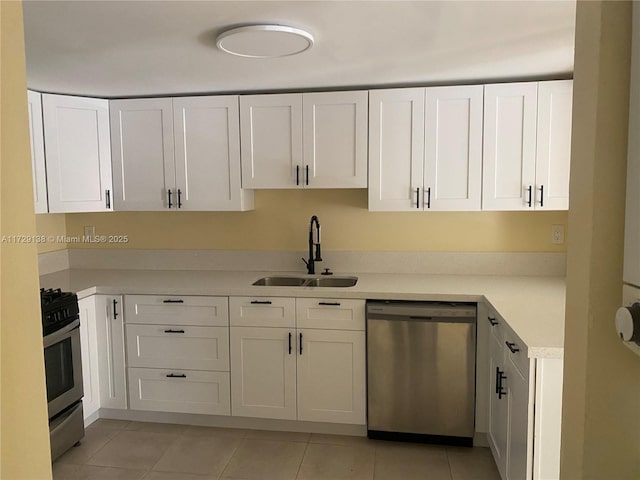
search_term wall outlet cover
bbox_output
[551,225,565,245]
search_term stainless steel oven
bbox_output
[41,288,85,461]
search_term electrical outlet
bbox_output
[551,225,565,245]
[84,225,95,239]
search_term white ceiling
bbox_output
[22,0,577,98]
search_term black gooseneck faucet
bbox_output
[303,215,322,274]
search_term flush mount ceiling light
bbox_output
[216,24,314,58]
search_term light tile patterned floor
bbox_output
[53,420,501,480]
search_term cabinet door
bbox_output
[78,296,100,423]
[303,91,368,188]
[535,80,572,211]
[95,295,127,409]
[173,96,253,211]
[483,83,538,211]
[43,94,112,213]
[369,88,425,211]
[505,356,532,480]
[230,326,296,420]
[488,328,508,479]
[128,367,230,415]
[124,295,229,327]
[240,94,303,188]
[27,91,48,213]
[126,324,229,371]
[297,329,366,424]
[424,85,483,211]
[110,98,175,210]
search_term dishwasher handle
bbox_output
[367,313,475,324]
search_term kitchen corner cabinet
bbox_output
[27,91,48,213]
[485,307,563,480]
[229,297,366,424]
[110,96,253,211]
[368,85,483,211]
[42,94,113,213]
[240,91,368,189]
[482,80,572,211]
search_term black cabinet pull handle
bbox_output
[164,329,185,334]
[288,332,292,354]
[505,341,520,353]
[415,187,420,209]
[113,299,119,319]
[526,185,532,207]
[318,302,341,306]
[538,185,544,207]
[305,165,309,186]
[296,165,300,186]
[250,300,272,305]
[168,189,173,209]
[177,189,182,208]
[495,366,500,394]
[163,299,184,303]
[105,189,111,209]
[426,187,431,209]
[488,316,498,326]
[299,332,303,355]
[166,373,186,378]
[497,368,507,399]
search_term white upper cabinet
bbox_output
[173,96,253,211]
[240,91,368,188]
[369,86,482,211]
[535,80,573,211]
[483,81,572,211]
[110,98,175,211]
[424,85,483,211]
[368,88,425,211]
[303,91,368,188]
[111,96,252,211]
[27,91,48,213]
[43,94,113,213]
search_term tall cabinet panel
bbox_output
[43,94,113,212]
[303,91,368,188]
[424,85,483,211]
[482,83,538,211]
[535,80,573,211]
[173,96,253,211]
[95,295,127,410]
[240,94,303,188]
[27,90,48,213]
[368,88,425,211]
[110,98,175,210]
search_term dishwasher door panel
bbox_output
[367,317,476,437]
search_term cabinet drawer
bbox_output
[125,324,229,371]
[128,367,230,415]
[124,295,228,326]
[485,304,505,343]
[229,297,295,328]
[296,298,365,331]
[503,327,530,380]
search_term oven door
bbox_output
[43,319,83,419]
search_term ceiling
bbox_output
[22,1,577,98]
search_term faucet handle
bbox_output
[321,268,333,276]
[301,257,309,267]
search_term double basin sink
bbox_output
[252,275,358,288]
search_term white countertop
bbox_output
[40,268,566,359]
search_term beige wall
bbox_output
[0,2,53,478]
[561,1,640,479]
[36,214,67,253]
[59,190,568,252]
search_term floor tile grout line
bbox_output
[294,440,311,480]
[214,432,245,480]
[147,428,185,474]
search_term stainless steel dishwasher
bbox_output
[367,301,476,446]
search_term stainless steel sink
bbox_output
[252,275,358,287]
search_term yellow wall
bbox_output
[0,2,53,478]
[561,1,640,479]
[36,214,66,253]
[61,190,568,252]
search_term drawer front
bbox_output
[124,295,229,326]
[503,325,530,380]
[296,298,365,331]
[229,297,295,328]
[126,324,229,371]
[128,368,230,415]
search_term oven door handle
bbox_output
[43,319,81,348]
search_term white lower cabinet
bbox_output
[229,297,366,425]
[124,295,231,416]
[78,296,101,423]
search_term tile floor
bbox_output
[53,419,500,480]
